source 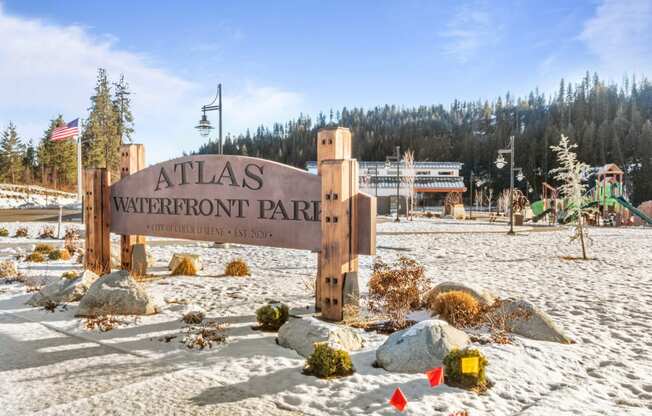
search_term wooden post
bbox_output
[317,128,359,321]
[84,168,111,275]
[119,144,146,271]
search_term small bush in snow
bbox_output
[443,348,489,392]
[34,243,54,254]
[368,256,429,327]
[0,227,8,237]
[14,226,28,238]
[171,257,198,276]
[255,302,289,330]
[61,271,78,280]
[182,310,205,324]
[0,260,19,279]
[38,225,56,239]
[182,321,227,349]
[26,252,46,263]
[48,249,71,261]
[224,258,250,277]
[428,290,481,328]
[304,343,354,379]
[63,226,80,255]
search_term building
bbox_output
[306,161,466,214]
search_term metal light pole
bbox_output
[385,146,401,222]
[470,171,475,220]
[196,83,223,154]
[496,136,524,235]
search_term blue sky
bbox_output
[1,0,651,163]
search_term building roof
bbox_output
[361,176,466,192]
[306,161,463,170]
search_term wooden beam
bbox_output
[84,169,111,275]
[119,144,146,272]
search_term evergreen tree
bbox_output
[113,74,135,142]
[37,116,77,189]
[22,140,37,183]
[82,68,121,175]
[0,122,25,184]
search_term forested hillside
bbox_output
[197,72,652,204]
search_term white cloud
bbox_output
[579,0,652,78]
[0,4,302,163]
[440,2,502,63]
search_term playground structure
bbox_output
[529,163,652,226]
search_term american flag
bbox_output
[50,118,79,142]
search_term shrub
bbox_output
[0,227,8,237]
[182,321,227,349]
[38,225,56,239]
[61,271,78,280]
[26,252,46,262]
[182,310,205,324]
[224,258,250,277]
[171,257,198,276]
[34,243,54,254]
[64,226,80,254]
[255,303,289,330]
[48,249,72,261]
[14,226,29,237]
[0,260,19,279]
[429,291,481,328]
[443,348,489,392]
[368,256,429,326]
[305,343,354,378]
[425,211,434,218]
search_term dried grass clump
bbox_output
[0,260,19,279]
[34,243,54,254]
[182,310,205,324]
[48,249,72,261]
[224,258,250,277]
[368,256,429,326]
[255,303,289,330]
[183,321,227,349]
[14,226,28,238]
[26,252,46,262]
[443,348,490,392]
[38,225,56,239]
[0,227,8,237]
[61,271,78,280]
[304,343,354,379]
[171,257,198,276]
[84,315,124,332]
[64,226,80,254]
[429,291,481,328]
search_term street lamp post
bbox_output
[195,83,223,154]
[385,146,401,222]
[495,136,524,235]
[470,171,475,220]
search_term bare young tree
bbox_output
[403,150,416,220]
[550,134,594,260]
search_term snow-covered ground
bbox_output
[0,184,78,209]
[0,219,651,415]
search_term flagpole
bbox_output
[77,118,83,202]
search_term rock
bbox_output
[426,281,496,305]
[131,244,147,276]
[498,298,573,344]
[376,319,470,373]
[77,270,158,316]
[28,270,99,306]
[277,317,364,358]
[0,260,18,279]
[169,253,202,271]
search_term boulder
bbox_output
[169,253,202,271]
[28,270,99,306]
[426,281,496,305]
[131,243,147,276]
[376,319,470,373]
[498,298,573,344]
[77,271,158,316]
[277,317,363,358]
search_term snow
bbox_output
[0,184,78,209]
[1,218,651,415]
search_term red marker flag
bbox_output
[389,387,408,412]
[426,367,444,387]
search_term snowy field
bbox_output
[0,219,651,415]
[0,184,78,209]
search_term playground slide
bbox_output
[615,196,652,225]
[528,207,554,223]
[557,201,600,224]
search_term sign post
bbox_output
[119,144,146,271]
[84,169,111,275]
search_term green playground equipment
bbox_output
[615,196,652,225]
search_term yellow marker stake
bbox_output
[460,357,479,374]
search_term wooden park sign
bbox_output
[84,127,376,321]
